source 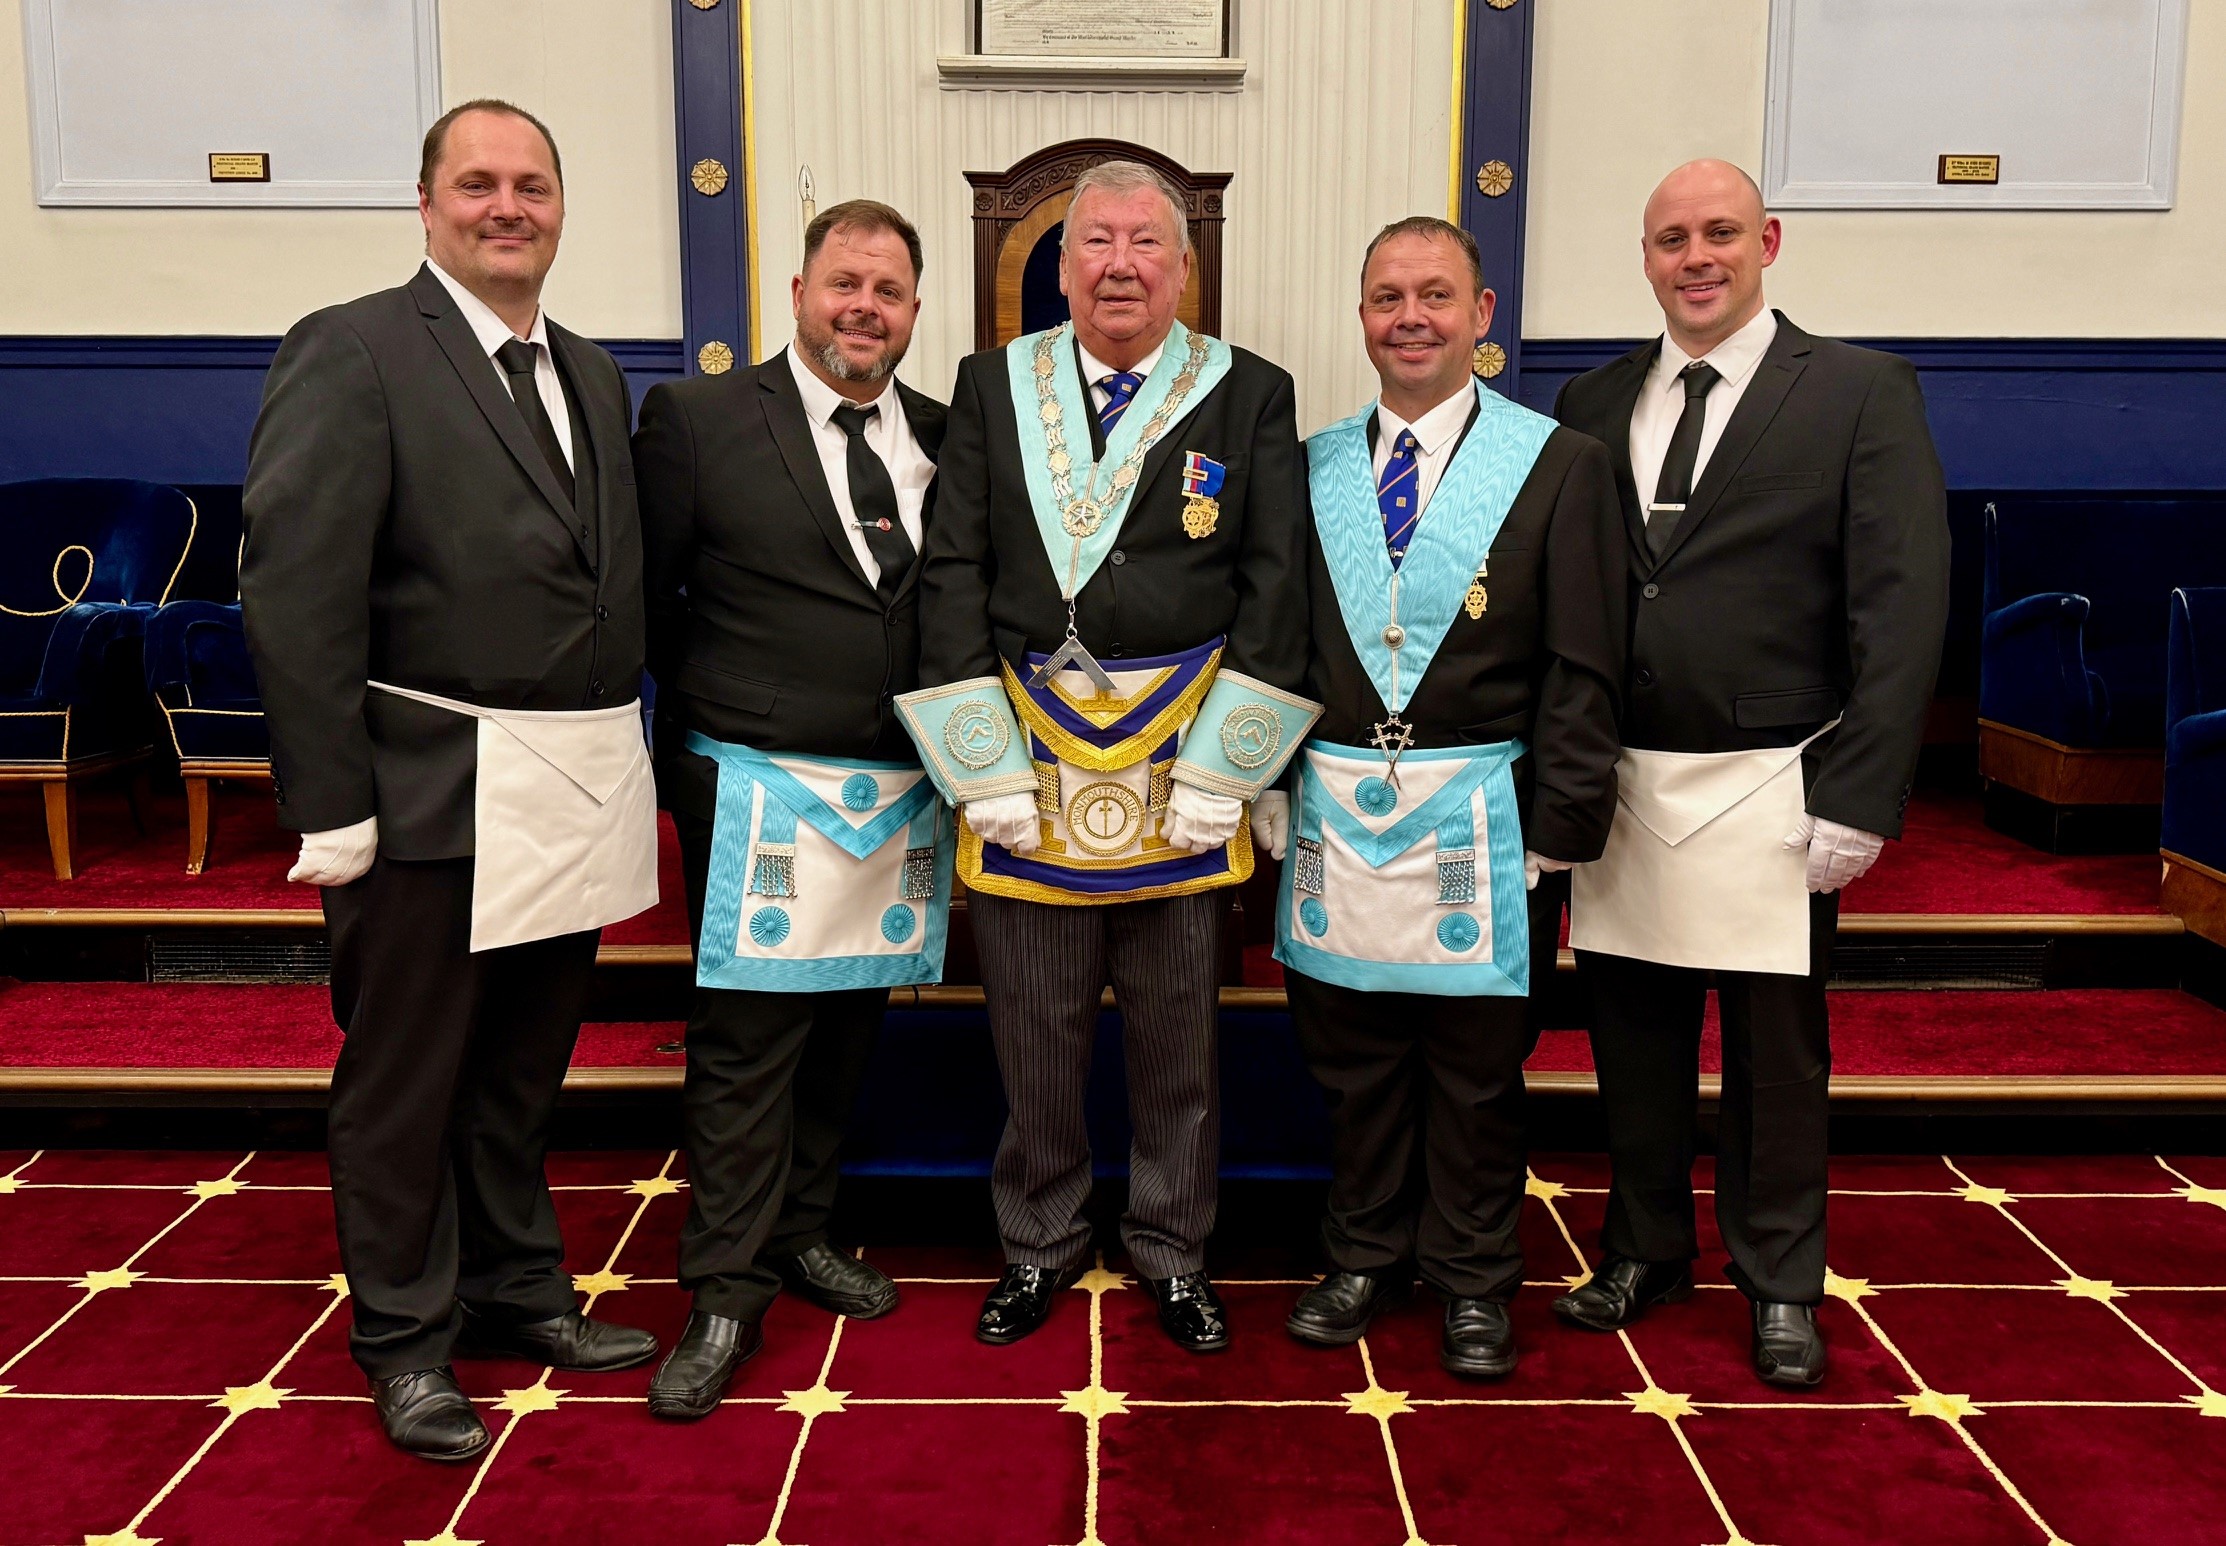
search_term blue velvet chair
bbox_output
[1978,498,2226,839]
[145,598,271,874]
[2162,588,2226,946]
[1,479,197,877]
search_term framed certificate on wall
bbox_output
[22,0,441,207]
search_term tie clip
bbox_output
[1648,502,1686,513]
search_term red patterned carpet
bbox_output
[6,1149,2226,1544]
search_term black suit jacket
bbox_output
[1305,416,1626,863]
[240,264,644,858]
[1553,312,1949,839]
[918,340,1309,695]
[634,352,948,819]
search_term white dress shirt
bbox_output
[1372,386,1478,524]
[427,260,572,469]
[785,344,935,587]
[1628,306,1778,525]
[1076,338,1166,421]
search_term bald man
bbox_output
[1552,160,1947,1385]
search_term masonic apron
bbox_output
[1567,721,1839,976]
[367,681,659,953]
[1273,379,1558,997]
[687,734,954,991]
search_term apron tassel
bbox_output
[1033,757,1062,819]
[1436,847,1477,906]
[1294,836,1324,897]
[749,844,797,898]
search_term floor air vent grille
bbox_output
[1830,941,2048,990]
[149,935,332,984]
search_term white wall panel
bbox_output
[746,0,1457,433]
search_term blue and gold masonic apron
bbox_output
[1273,380,1557,996]
[687,734,954,990]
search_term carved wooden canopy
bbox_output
[964,139,1231,352]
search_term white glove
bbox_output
[1250,791,1290,861]
[1524,851,1575,892]
[1782,813,1885,893]
[1165,782,1245,855]
[965,791,1042,855]
[288,815,378,887]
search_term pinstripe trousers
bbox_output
[968,888,1225,1279]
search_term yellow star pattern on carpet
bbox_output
[778,1385,849,1418]
[2056,1276,2127,1301]
[1561,1269,1592,1289]
[2184,1390,2226,1418]
[2175,1182,2226,1210]
[493,1385,564,1415]
[1074,1266,1128,1294]
[403,1534,483,1546]
[1626,1386,1699,1420]
[76,1268,142,1293]
[1343,1385,1414,1419]
[323,1274,349,1295]
[1525,1175,1567,1201]
[571,1270,632,1296]
[1825,1271,1877,1302]
[84,1531,159,1545]
[1059,1385,1130,1419]
[0,1176,18,1194]
[212,1382,288,1414]
[1958,1183,2012,1206]
[626,1175,681,1198]
[188,1178,242,1200]
[1900,1389,1983,1422]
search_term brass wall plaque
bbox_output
[697,341,735,375]
[1472,342,1507,379]
[1938,154,2001,185]
[208,153,270,183]
[689,158,729,196]
[1475,160,1513,197]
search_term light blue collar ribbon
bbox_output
[1306,378,1556,714]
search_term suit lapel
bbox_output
[887,382,944,604]
[1602,342,1655,569]
[412,267,581,540]
[759,354,877,598]
[1652,314,1811,571]
[546,322,613,562]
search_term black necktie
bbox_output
[1648,360,1720,559]
[830,402,914,605]
[495,338,574,506]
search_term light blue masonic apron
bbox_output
[1272,379,1556,997]
[687,733,954,991]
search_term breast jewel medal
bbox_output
[1465,555,1489,619]
[1181,451,1225,539]
[1026,325,1213,692]
[1369,572,1417,789]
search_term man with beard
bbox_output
[634,200,949,1417]
[899,161,1317,1353]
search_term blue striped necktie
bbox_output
[1379,429,1422,568]
[1098,372,1143,435]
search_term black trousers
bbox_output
[673,810,885,1320]
[323,856,597,1379]
[1576,891,1838,1304]
[968,887,1223,1280]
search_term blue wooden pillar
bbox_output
[1453,0,1537,401]
[670,0,751,374]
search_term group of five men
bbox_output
[240,100,1947,1461]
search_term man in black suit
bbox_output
[1276,218,1624,1379]
[1552,160,1948,1384]
[633,201,947,1418]
[240,100,658,1462]
[902,161,1317,1353]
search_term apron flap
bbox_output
[489,713,647,805]
[1614,741,1807,847]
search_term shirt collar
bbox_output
[1076,337,1166,391]
[786,342,899,431]
[427,260,550,360]
[1653,305,1779,395]
[1377,383,1476,458]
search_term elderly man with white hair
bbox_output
[900,160,1317,1353]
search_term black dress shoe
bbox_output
[647,1310,763,1420]
[1752,1300,1826,1386]
[774,1242,900,1319]
[1147,1272,1230,1354]
[1286,1271,1408,1347]
[976,1263,1083,1345]
[1441,1298,1517,1380]
[1550,1256,1694,1332]
[371,1367,489,1462]
[457,1306,659,1372]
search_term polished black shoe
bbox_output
[1550,1255,1694,1332]
[647,1310,763,1420]
[371,1366,489,1463]
[1147,1272,1230,1354]
[774,1242,900,1320]
[456,1306,660,1372]
[1752,1300,1826,1387]
[1440,1298,1517,1380]
[1286,1271,1409,1347]
[976,1264,1083,1345]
